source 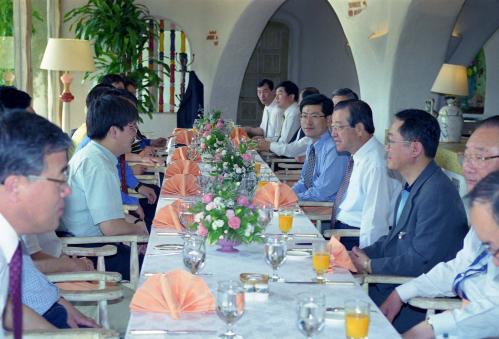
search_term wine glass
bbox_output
[182,234,206,274]
[312,240,330,283]
[187,145,198,160]
[278,208,294,234]
[264,234,288,282]
[296,293,326,339]
[257,205,274,230]
[216,280,245,339]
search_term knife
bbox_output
[130,329,217,335]
[146,252,182,257]
[282,281,355,286]
[288,233,320,238]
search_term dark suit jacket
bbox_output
[177,71,204,128]
[363,160,468,277]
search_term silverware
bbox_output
[289,233,320,238]
[130,329,217,335]
[282,280,355,286]
[156,232,185,237]
[326,307,376,313]
[143,272,214,277]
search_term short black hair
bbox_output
[466,170,499,224]
[86,83,115,108]
[334,99,375,134]
[300,94,334,117]
[331,88,358,100]
[87,94,139,140]
[257,79,274,91]
[0,86,32,110]
[477,115,499,130]
[0,110,71,183]
[122,75,137,88]
[395,109,440,158]
[300,87,320,100]
[100,74,125,87]
[276,80,299,102]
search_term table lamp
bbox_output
[40,38,95,132]
[430,63,468,143]
[0,36,15,85]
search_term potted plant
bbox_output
[65,0,169,117]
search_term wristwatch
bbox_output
[135,183,144,192]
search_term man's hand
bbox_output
[135,220,149,236]
[380,290,404,322]
[137,185,157,204]
[295,155,305,163]
[349,246,371,273]
[257,139,271,151]
[133,205,145,220]
[58,298,99,328]
[131,164,146,175]
[403,321,435,339]
[151,137,167,147]
[67,256,95,272]
[141,155,163,165]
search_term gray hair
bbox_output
[0,110,72,183]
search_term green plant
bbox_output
[0,0,42,36]
[65,0,169,117]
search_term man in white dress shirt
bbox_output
[380,115,499,338]
[244,79,283,141]
[330,99,401,249]
[1,110,72,333]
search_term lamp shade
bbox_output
[430,63,468,97]
[40,38,95,72]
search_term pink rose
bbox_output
[203,131,210,137]
[216,120,224,129]
[237,195,249,206]
[214,153,222,161]
[228,216,241,230]
[226,209,235,218]
[202,194,214,203]
[200,143,206,150]
[204,123,212,131]
[197,223,208,236]
[242,153,252,162]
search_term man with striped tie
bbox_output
[380,116,499,338]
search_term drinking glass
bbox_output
[344,300,370,339]
[296,293,326,339]
[182,234,206,274]
[257,205,274,230]
[258,173,270,188]
[187,144,198,160]
[278,208,294,234]
[254,162,262,177]
[179,201,195,229]
[312,240,330,283]
[216,280,245,339]
[264,234,288,282]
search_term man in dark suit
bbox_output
[349,109,468,333]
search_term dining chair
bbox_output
[7,328,119,338]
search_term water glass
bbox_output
[264,234,288,282]
[296,293,325,339]
[216,280,245,339]
[257,205,274,230]
[344,300,370,339]
[182,234,206,274]
[312,240,330,283]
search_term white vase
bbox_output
[437,98,463,143]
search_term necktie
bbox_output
[452,249,488,300]
[303,145,316,189]
[331,156,354,225]
[119,154,128,193]
[395,188,411,224]
[9,242,23,339]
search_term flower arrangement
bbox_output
[188,181,263,245]
[210,142,254,181]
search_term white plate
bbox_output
[287,250,311,259]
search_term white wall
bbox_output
[484,28,499,118]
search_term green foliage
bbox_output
[65,0,170,117]
[0,0,43,36]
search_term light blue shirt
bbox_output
[61,141,125,236]
[293,131,349,201]
[21,246,59,315]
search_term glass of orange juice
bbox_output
[278,208,294,234]
[345,300,370,339]
[258,173,269,188]
[312,241,330,283]
[254,162,262,177]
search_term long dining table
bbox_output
[125,154,401,339]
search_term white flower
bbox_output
[221,150,227,156]
[219,235,224,240]
[235,168,242,174]
[207,135,211,140]
[205,215,212,222]
[194,212,204,223]
[206,202,215,211]
[213,219,225,229]
[224,230,228,234]
[244,224,254,237]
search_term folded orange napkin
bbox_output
[130,269,215,319]
[171,146,201,162]
[328,236,357,272]
[165,160,200,178]
[152,200,184,230]
[174,128,194,146]
[161,174,199,196]
[230,127,248,146]
[253,182,298,209]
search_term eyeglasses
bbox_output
[386,139,413,147]
[483,243,499,258]
[27,173,69,191]
[300,114,325,120]
[459,153,499,167]
[330,124,352,132]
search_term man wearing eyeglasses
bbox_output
[292,94,349,201]
[379,115,499,337]
[329,99,401,249]
[350,109,469,332]
[0,111,96,334]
